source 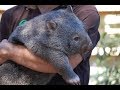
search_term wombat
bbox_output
[0,5,93,85]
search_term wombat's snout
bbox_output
[87,42,93,51]
[81,42,93,55]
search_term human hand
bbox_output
[0,39,13,64]
[69,54,83,69]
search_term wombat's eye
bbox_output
[73,36,80,41]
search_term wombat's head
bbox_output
[43,5,93,56]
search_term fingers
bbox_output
[0,39,12,60]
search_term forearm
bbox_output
[0,39,82,73]
[9,44,57,73]
[10,45,82,72]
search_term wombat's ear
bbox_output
[66,5,73,13]
[46,20,57,31]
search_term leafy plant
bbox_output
[90,32,120,85]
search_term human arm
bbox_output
[0,39,82,73]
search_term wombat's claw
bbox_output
[65,76,81,85]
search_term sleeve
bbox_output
[0,10,12,41]
[82,9,100,48]
[83,11,100,60]
[73,5,100,60]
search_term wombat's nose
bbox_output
[87,42,93,51]
[80,42,93,56]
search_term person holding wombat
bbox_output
[0,5,100,85]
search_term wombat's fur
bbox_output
[0,6,93,85]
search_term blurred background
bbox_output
[0,5,120,85]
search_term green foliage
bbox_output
[98,32,120,48]
[90,32,120,85]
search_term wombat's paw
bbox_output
[65,75,81,85]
